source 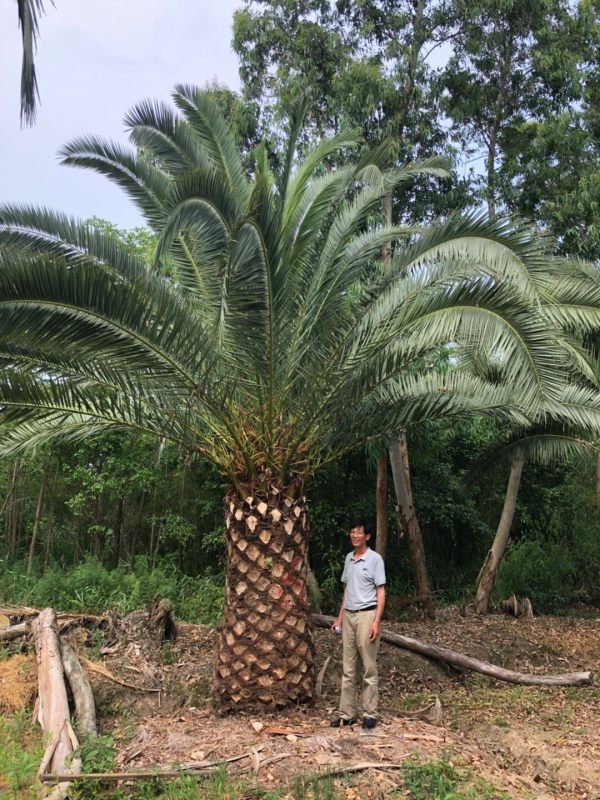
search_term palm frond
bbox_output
[172,85,251,210]
[17,0,49,125]
[124,98,210,172]
[59,137,169,227]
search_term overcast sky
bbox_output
[0,1,242,228]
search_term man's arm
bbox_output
[369,585,385,641]
[332,588,347,629]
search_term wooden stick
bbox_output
[314,759,410,778]
[41,749,263,783]
[80,657,160,692]
[315,656,331,696]
[311,614,593,687]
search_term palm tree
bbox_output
[1,86,599,709]
[16,0,49,125]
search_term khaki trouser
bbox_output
[339,608,380,720]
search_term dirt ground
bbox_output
[3,607,600,799]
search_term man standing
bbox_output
[330,518,386,730]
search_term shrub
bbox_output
[494,539,577,610]
[0,557,224,624]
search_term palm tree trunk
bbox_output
[27,459,50,575]
[375,453,388,559]
[389,434,434,616]
[214,480,315,710]
[474,453,525,614]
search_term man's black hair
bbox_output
[351,517,374,536]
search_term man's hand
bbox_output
[368,619,380,641]
[331,615,343,632]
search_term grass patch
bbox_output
[0,711,45,799]
[400,757,509,800]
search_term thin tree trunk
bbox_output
[27,459,50,576]
[475,453,525,614]
[43,463,60,574]
[73,515,82,565]
[485,35,512,221]
[375,191,394,557]
[114,496,125,566]
[375,453,389,559]
[389,434,434,616]
[128,490,146,564]
[5,459,23,557]
[214,480,315,710]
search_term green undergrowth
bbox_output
[0,711,45,799]
[0,557,224,625]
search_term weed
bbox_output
[398,757,509,800]
[292,772,338,799]
[160,644,176,665]
[0,712,45,800]
[71,733,117,800]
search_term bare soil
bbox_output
[4,608,600,799]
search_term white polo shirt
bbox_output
[341,547,386,611]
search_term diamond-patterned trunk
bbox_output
[214,482,316,710]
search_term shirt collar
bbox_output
[351,547,370,562]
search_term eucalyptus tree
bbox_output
[439,0,596,220]
[0,87,595,709]
[473,427,599,613]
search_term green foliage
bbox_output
[0,557,224,624]
[0,711,45,799]
[496,539,577,610]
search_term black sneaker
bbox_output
[330,717,356,728]
[362,717,377,730]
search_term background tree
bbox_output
[440,0,596,219]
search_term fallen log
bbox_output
[311,614,593,687]
[31,608,83,799]
[60,640,97,738]
[0,621,29,641]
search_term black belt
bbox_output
[345,605,377,614]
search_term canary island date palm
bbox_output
[2,86,600,709]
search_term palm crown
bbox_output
[2,85,599,493]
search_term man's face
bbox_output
[349,526,370,549]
